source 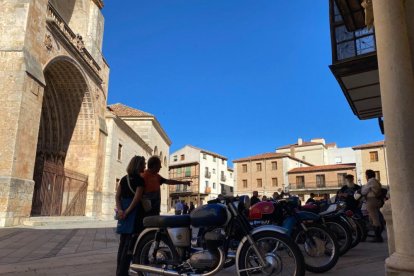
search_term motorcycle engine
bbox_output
[189,250,219,270]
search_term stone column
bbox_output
[372,0,414,274]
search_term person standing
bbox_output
[361,169,383,242]
[189,202,195,213]
[183,202,189,215]
[306,193,316,204]
[336,175,361,213]
[115,156,146,276]
[251,191,261,206]
[141,156,191,216]
[175,201,183,215]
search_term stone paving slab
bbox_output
[0,226,388,275]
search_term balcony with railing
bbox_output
[290,181,345,191]
[205,171,211,178]
[221,175,226,182]
[169,183,199,194]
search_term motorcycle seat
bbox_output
[143,215,191,228]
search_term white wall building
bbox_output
[169,145,234,204]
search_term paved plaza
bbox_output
[0,222,387,275]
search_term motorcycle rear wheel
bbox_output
[237,231,305,276]
[293,224,339,273]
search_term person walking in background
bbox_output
[251,191,261,205]
[115,156,146,276]
[189,202,195,213]
[262,195,268,201]
[306,193,316,204]
[183,201,189,214]
[141,156,191,216]
[361,169,384,242]
[175,201,183,215]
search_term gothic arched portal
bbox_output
[31,57,96,216]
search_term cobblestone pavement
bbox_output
[0,225,387,275]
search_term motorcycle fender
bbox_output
[235,225,288,272]
[132,227,159,255]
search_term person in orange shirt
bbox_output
[141,156,191,216]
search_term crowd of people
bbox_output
[247,170,387,243]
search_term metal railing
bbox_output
[205,171,211,178]
[290,181,344,190]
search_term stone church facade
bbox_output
[0,0,110,226]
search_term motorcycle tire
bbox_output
[237,230,305,276]
[132,231,178,276]
[325,220,352,256]
[346,217,362,249]
[293,224,339,273]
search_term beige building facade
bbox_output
[353,141,388,185]
[288,164,356,201]
[233,153,311,197]
[0,0,109,226]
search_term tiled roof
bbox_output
[233,152,287,162]
[108,103,154,117]
[352,141,385,150]
[277,142,324,150]
[326,143,337,148]
[187,145,228,160]
[288,164,356,174]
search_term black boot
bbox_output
[371,227,384,243]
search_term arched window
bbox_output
[160,151,163,160]
[154,146,158,156]
[164,156,167,166]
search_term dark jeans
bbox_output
[116,234,132,276]
[143,193,161,216]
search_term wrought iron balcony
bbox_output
[205,171,211,178]
[221,175,227,182]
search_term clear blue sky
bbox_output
[102,0,383,164]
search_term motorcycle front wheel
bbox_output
[325,219,352,256]
[237,231,305,276]
[293,224,339,273]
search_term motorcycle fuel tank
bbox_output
[190,203,229,228]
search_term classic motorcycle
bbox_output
[130,196,305,276]
[249,198,339,273]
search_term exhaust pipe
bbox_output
[129,264,180,276]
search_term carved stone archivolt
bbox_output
[46,3,102,83]
[44,34,53,51]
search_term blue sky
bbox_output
[102,1,383,164]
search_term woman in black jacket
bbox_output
[115,156,146,276]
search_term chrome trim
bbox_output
[200,247,225,276]
[235,225,288,274]
[129,264,180,276]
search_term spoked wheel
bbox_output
[237,231,305,276]
[293,225,339,273]
[325,220,352,256]
[131,232,176,276]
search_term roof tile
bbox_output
[108,103,154,117]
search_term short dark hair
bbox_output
[345,174,354,181]
[126,156,145,175]
[310,193,315,197]
[148,156,161,169]
[366,169,376,179]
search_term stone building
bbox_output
[168,145,234,207]
[0,0,109,226]
[108,103,172,213]
[101,107,153,219]
[233,153,311,197]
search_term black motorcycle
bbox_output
[130,196,305,276]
